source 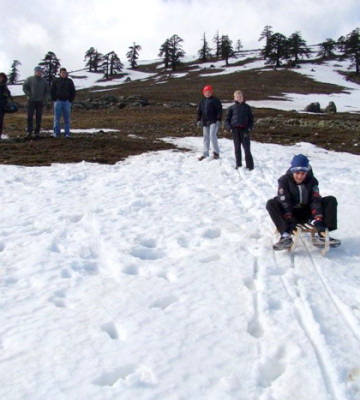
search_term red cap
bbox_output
[202,85,213,95]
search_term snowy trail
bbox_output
[1,138,360,399]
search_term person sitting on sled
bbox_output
[266,154,341,250]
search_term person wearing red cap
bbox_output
[196,85,222,160]
[266,154,340,250]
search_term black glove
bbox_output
[314,220,326,233]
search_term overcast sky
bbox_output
[1,0,360,79]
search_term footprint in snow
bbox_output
[150,295,178,310]
[130,247,165,260]
[122,264,139,275]
[257,346,287,388]
[49,290,66,308]
[202,227,221,239]
[93,364,156,387]
[101,321,125,340]
[247,315,264,339]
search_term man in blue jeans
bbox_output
[50,67,76,138]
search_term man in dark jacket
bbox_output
[197,85,222,160]
[266,154,340,250]
[50,67,76,138]
[225,90,254,170]
[23,66,49,139]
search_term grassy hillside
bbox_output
[1,57,360,166]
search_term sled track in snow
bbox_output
[279,261,346,400]
[276,238,360,400]
[300,236,360,344]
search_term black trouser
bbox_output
[0,109,4,136]
[27,101,44,134]
[266,195,338,234]
[232,128,254,169]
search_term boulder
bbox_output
[324,101,337,113]
[304,102,322,113]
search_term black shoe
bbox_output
[235,164,242,169]
[198,155,207,161]
[213,152,219,160]
[247,166,254,171]
[273,235,293,251]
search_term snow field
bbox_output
[1,138,360,399]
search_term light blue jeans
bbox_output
[54,100,72,137]
[202,122,220,157]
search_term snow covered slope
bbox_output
[1,139,360,399]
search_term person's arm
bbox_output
[247,106,254,131]
[22,78,30,97]
[224,107,232,132]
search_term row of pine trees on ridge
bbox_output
[6,26,360,85]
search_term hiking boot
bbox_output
[25,133,32,140]
[273,233,293,251]
[198,155,207,161]
[235,164,242,169]
[213,152,219,160]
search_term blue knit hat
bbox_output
[290,154,309,173]
[34,66,42,72]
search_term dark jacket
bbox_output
[0,83,10,112]
[225,101,254,132]
[0,75,10,111]
[197,96,222,125]
[51,77,76,102]
[276,168,323,220]
[23,75,49,102]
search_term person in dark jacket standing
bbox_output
[23,66,50,139]
[266,154,340,250]
[0,72,11,140]
[225,90,254,170]
[50,67,76,138]
[197,85,222,160]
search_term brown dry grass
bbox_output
[1,58,360,166]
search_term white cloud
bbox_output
[1,0,359,79]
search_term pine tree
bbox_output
[159,35,185,71]
[92,50,103,72]
[342,28,360,74]
[198,33,212,62]
[8,60,21,84]
[126,43,142,69]
[213,31,221,59]
[84,47,97,72]
[39,51,61,84]
[102,51,123,79]
[259,25,273,59]
[158,38,171,69]
[236,39,243,53]
[168,34,185,71]
[287,31,311,64]
[220,35,235,66]
[317,38,337,59]
[263,33,288,68]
